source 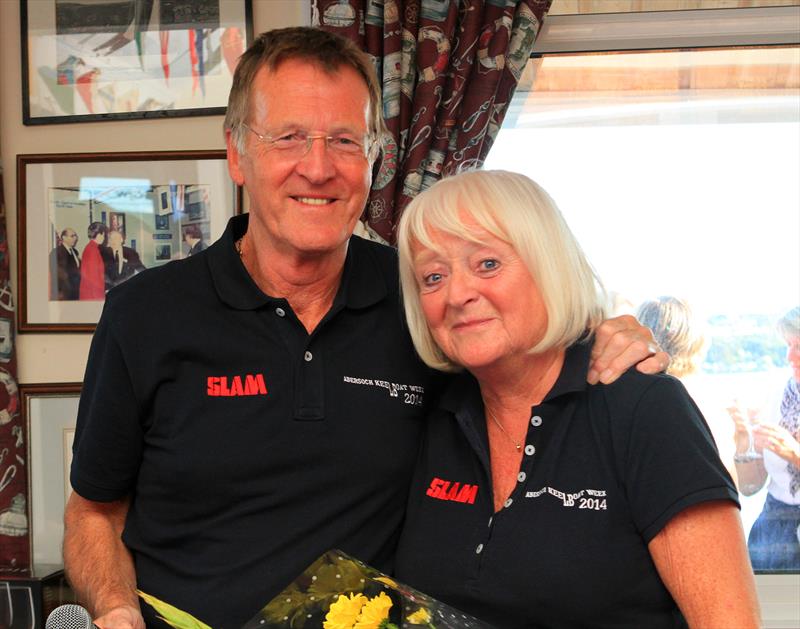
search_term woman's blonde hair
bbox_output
[397,170,607,372]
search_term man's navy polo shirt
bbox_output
[395,341,739,628]
[71,214,437,628]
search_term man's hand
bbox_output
[588,314,669,384]
[94,605,145,629]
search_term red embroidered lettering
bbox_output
[244,374,267,395]
[426,477,445,498]
[207,374,269,397]
[456,484,479,504]
[445,482,461,501]
[426,477,478,504]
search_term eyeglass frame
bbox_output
[239,123,379,161]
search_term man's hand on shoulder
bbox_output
[588,314,670,385]
[93,605,145,629]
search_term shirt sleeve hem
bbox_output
[71,475,132,503]
[641,486,741,543]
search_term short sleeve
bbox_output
[70,300,144,501]
[620,376,740,542]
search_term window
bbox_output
[486,19,799,575]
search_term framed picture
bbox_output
[17,150,243,333]
[20,383,82,567]
[20,0,253,125]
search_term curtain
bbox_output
[315,0,552,243]
[0,162,25,570]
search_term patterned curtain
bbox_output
[0,162,24,570]
[315,0,552,243]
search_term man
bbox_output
[64,28,666,629]
[103,230,146,291]
[182,224,207,256]
[49,227,81,300]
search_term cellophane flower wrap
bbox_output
[241,550,495,629]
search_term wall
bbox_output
[0,0,309,384]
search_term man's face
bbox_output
[62,230,78,248]
[109,231,124,249]
[227,59,373,258]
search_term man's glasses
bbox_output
[241,124,374,160]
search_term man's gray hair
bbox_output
[223,27,387,155]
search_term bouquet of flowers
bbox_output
[241,550,494,629]
[139,550,494,629]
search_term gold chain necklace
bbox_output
[487,409,522,452]
[235,236,244,257]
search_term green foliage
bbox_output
[137,591,212,629]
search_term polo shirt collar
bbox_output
[207,214,388,311]
[438,337,594,416]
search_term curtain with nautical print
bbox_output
[314,0,552,243]
[0,161,25,570]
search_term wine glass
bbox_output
[730,401,763,462]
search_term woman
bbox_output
[394,170,759,628]
[79,221,108,300]
[729,306,800,570]
[636,297,706,380]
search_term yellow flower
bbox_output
[323,592,367,629]
[407,607,432,625]
[353,592,393,629]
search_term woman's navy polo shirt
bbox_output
[71,214,438,628]
[395,341,739,628]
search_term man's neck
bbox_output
[239,234,347,334]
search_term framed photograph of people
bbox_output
[17,150,242,333]
[20,0,253,125]
[21,382,82,567]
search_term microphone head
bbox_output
[45,604,95,629]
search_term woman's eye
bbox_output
[480,259,499,271]
[423,273,443,286]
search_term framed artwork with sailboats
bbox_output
[20,0,253,125]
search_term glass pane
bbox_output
[486,45,800,572]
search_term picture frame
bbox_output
[20,0,253,125]
[20,383,82,567]
[17,150,243,333]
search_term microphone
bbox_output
[45,604,100,629]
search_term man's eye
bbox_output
[273,133,304,146]
[330,136,362,152]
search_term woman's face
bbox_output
[411,220,548,374]
[787,334,800,383]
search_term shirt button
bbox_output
[517,471,526,483]
[525,444,536,456]
[531,415,542,426]
[275,307,286,317]
[504,498,513,508]
[304,351,313,362]
[475,543,483,554]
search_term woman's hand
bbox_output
[726,403,762,456]
[753,423,800,468]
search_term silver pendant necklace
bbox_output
[487,409,522,452]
